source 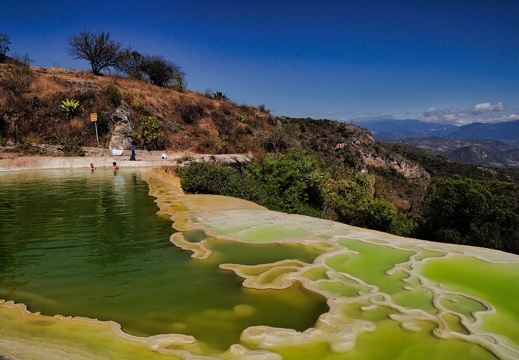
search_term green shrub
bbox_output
[215,135,230,154]
[244,150,326,217]
[133,116,164,150]
[418,177,519,254]
[131,99,144,109]
[59,136,83,155]
[103,85,122,106]
[177,161,263,203]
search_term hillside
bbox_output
[0,65,438,219]
[0,66,279,154]
[0,66,429,176]
[2,65,519,254]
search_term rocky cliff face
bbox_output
[108,101,136,150]
[283,117,430,180]
[361,151,430,179]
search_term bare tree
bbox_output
[66,30,121,75]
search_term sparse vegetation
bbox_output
[211,110,236,137]
[0,54,33,97]
[173,101,205,124]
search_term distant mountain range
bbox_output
[352,119,519,168]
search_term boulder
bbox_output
[108,101,136,150]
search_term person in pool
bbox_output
[89,163,96,171]
[113,162,119,171]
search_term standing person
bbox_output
[113,162,119,171]
[130,149,136,161]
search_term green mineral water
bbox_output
[0,169,518,359]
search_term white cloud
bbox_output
[421,101,516,125]
[421,107,470,124]
[472,101,504,114]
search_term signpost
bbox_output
[90,113,99,147]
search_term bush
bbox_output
[0,33,11,61]
[211,110,236,137]
[262,127,293,153]
[0,55,33,97]
[177,161,263,203]
[59,136,84,156]
[140,55,185,88]
[213,91,228,100]
[103,85,122,106]
[133,116,164,150]
[418,177,519,254]
[244,150,326,217]
[114,49,144,80]
[174,101,205,124]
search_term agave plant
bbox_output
[213,91,228,101]
[60,98,80,117]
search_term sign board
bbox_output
[90,113,98,122]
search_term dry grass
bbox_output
[0,66,275,154]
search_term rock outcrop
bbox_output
[108,101,136,150]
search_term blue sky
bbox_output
[3,0,519,125]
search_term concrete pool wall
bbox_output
[0,153,252,171]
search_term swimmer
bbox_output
[113,162,119,171]
[89,163,96,171]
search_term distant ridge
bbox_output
[353,119,519,168]
[447,120,519,146]
[352,119,456,140]
[353,119,519,146]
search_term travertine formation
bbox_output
[0,169,518,360]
